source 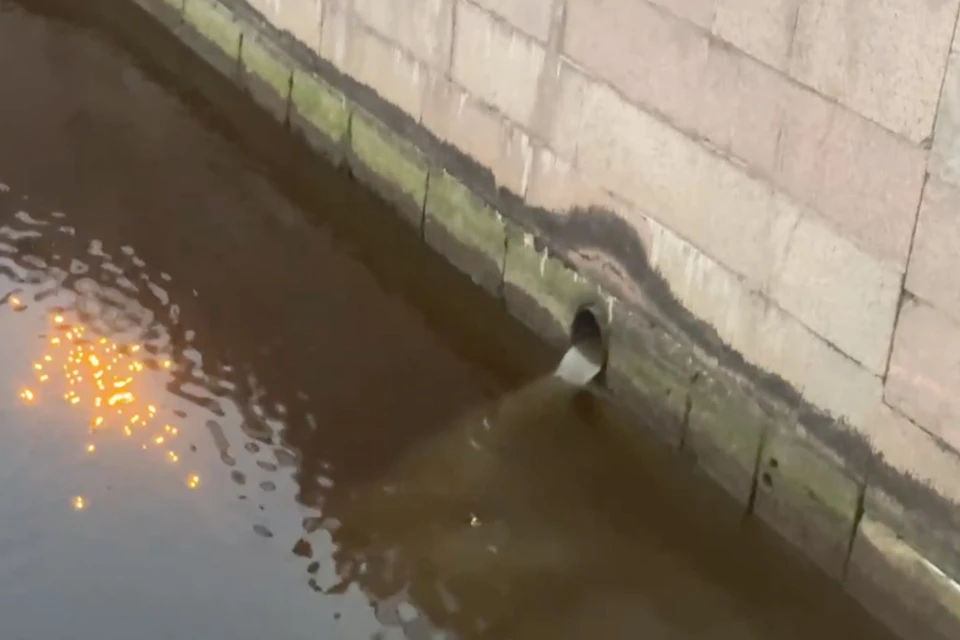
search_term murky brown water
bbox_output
[0,3,901,639]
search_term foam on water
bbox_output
[554,344,602,387]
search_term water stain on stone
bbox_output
[307,561,320,574]
[230,470,246,485]
[244,442,260,454]
[260,480,277,492]
[252,524,273,538]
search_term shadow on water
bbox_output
[0,2,903,639]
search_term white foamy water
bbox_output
[554,344,602,387]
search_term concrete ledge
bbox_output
[347,109,428,229]
[288,68,349,161]
[503,225,605,350]
[424,169,506,296]
[61,0,960,637]
[754,424,862,580]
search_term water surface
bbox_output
[0,3,898,639]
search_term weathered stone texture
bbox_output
[319,0,349,65]
[698,43,785,173]
[647,218,884,432]
[503,225,602,348]
[348,110,429,226]
[343,26,428,121]
[755,423,861,579]
[563,0,710,133]
[184,0,242,62]
[712,0,800,71]
[451,0,546,127]
[289,67,350,148]
[887,297,960,453]
[555,66,802,293]
[646,0,716,28]
[906,178,960,325]
[774,81,927,269]
[422,76,533,196]
[685,368,779,506]
[789,0,958,143]
[469,0,554,42]
[424,170,507,294]
[608,306,695,447]
[769,214,901,376]
[246,0,322,51]
[931,51,960,188]
[239,26,294,120]
[352,0,454,69]
[848,404,960,640]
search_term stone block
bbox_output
[647,216,884,433]
[353,0,453,69]
[646,0,716,29]
[348,110,429,227]
[931,52,960,189]
[502,224,601,349]
[754,422,861,579]
[239,27,293,121]
[451,0,546,127]
[685,368,783,506]
[319,0,349,66]
[562,68,799,291]
[907,178,960,325]
[289,67,350,155]
[847,403,960,640]
[712,0,801,71]
[247,0,322,52]
[848,514,960,640]
[887,297,960,452]
[607,306,697,447]
[774,81,927,268]
[182,0,243,75]
[563,0,710,133]
[344,26,427,121]
[470,0,554,41]
[789,0,958,144]
[698,41,786,174]
[421,76,533,196]
[769,214,901,376]
[424,169,507,295]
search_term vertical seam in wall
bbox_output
[316,0,326,62]
[841,455,875,582]
[419,170,430,240]
[445,0,458,79]
[882,2,960,383]
[882,171,930,384]
[497,227,509,303]
[744,414,772,520]
[282,69,294,128]
[528,0,568,145]
[236,29,245,75]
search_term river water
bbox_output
[0,3,899,639]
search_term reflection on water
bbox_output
[0,2,901,639]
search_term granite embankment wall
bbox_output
[76,0,960,637]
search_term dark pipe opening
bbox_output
[569,304,608,385]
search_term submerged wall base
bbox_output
[46,0,960,638]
